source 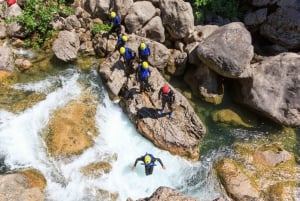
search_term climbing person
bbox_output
[158,84,175,119]
[138,42,151,62]
[7,0,16,6]
[119,46,136,76]
[136,61,152,93]
[115,34,128,51]
[131,153,166,176]
[110,11,122,36]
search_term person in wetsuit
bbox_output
[131,153,166,176]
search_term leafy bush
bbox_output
[8,0,73,49]
[91,23,112,35]
[192,0,239,23]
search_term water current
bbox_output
[0,68,231,201]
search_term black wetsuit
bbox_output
[133,154,164,176]
[158,88,175,114]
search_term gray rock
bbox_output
[167,49,187,76]
[114,0,134,18]
[83,0,110,19]
[65,15,81,31]
[0,21,7,39]
[159,0,194,40]
[0,46,14,72]
[244,8,268,26]
[235,53,300,126]
[124,1,156,34]
[99,49,206,160]
[197,22,254,78]
[141,16,165,43]
[260,7,300,49]
[251,0,277,7]
[52,31,80,62]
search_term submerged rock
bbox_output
[46,91,98,158]
[212,109,253,128]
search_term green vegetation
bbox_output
[91,23,112,35]
[7,0,73,49]
[192,0,239,23]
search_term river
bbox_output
[0,53,299,201]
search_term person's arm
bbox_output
[158,88,162,99]
[154,157,166,169]
[170,90,175,103]
[131,156,144,170]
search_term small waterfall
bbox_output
[0,69,227,201]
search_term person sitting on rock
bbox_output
[119,46,136,76]
[136,61,152,93]
[138,42,151,62]
[158,84,175,119]
[131,153,166,176]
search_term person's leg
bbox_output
[145,167,151,176]
[159,99,166,114]
[148,166,154,175]
[168,101,174,118]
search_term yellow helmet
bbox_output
[121,35,128,42]
[144,155,151,164]
[142,61,149,69]
[119,47,126,55]
[140,42,146,50]
[110,11,116,18]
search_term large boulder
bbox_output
[235,53,300,126]
[124,1,156,34]
[83,0,110,19]
[141,16,165,43]
[159,0,194,40]
[214,158,261,201]
[197,22,254,78]
[52,30,80,62]
[99,52,206,161]
[260,7,300,50]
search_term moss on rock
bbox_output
[212,109,253,128]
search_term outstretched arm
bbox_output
[131,156,144,170]
[154,157,166,169]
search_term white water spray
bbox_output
[0,70,224,201]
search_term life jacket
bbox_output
[7,0,16,6]
[144,153,154,167]
[139,65,150,78]
[112,15,121,27]
[124,48,136,60]
[139,45,150,57]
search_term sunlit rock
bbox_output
[214,158,261,201]
[136,186,198,201]
[81,158,115,178]
[0,169,46,201]
[232,131,297,200]
[235,53,300,126]
[46,92,98,158]
[99,49,206,161]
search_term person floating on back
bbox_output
[158,84,175,119]
[115,34,128,51]
[119,46,136,76]
[131,153,166,176]
[136,61,152,93]
[110,11,122,36]
[138,42,151,62]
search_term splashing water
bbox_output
[0,69,226,201]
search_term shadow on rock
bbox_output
[137,107,167,119]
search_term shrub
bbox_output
[7,0,73,49]
[192,0,239,23]
[91,23,112,35]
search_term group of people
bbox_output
[110,11,175,119]
[110,11,174,175]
